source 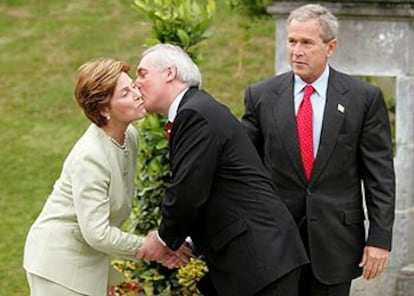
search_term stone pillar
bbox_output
[267,1,414,295]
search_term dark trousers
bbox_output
[198,266,301,296]
[255,266,302,296]
[197,271,217,296]
[298,219,351,296]
[299,263,351,296]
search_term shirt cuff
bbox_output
[156,231,167,247]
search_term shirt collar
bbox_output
[294,65,330,99]
[168,87,189,122]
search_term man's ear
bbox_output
[165,65,177,82]
[326,38,337,59]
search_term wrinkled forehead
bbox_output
[136,55,154,74]
[137,53,160,74]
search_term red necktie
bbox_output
[296,85,314,180]
[164,121,173,140]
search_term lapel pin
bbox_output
[337,104,345,113]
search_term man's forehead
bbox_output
[137,57,155,72]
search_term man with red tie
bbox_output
[134,43,308,295]
[241,4,395,296]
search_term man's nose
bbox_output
[133,88,142,99]
[292,43,304,55]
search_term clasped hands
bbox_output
[136,231,194,269]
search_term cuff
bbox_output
[156,231,167,247]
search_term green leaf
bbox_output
[176,28,190,47]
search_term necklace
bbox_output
[106,134,127,150]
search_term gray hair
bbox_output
[287,4,338,43]
[142,43,202,88]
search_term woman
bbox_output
[24,58,150,295]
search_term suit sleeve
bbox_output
[360,86,395,250]
[241,85,264,158]
[159,109,218,250]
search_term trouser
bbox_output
[255,266,302,296]
[197,265,302,296]
[298,263,351,296]
[298,219,351,296]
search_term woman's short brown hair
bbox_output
[74,58,130,126]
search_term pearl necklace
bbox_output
[106,134,127,150]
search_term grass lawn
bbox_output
[0,0,275,294]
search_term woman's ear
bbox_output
[101,108,111,121]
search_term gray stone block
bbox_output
[397,264,414,296]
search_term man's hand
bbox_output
[136,231,194,269]
[173,241,194,264]
[359,246,389,280]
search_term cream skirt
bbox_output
[26,272,89,296]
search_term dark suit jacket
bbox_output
[158,87,308,296]
[241,68,395,284]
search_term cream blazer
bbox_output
[24,124,144,296]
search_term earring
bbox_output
[106,115,111,120]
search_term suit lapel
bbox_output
[311,69,349,183]
[270,73,306,181]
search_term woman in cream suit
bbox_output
[24,58,151,295]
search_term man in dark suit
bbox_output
[241,4,395,296]
[134,43,308,295]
